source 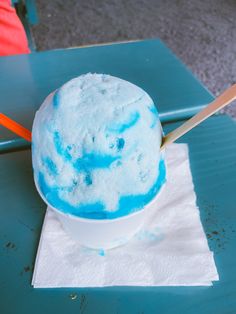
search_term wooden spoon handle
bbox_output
[161,84,236,150]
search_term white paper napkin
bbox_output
[32,144,219,288]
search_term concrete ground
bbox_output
[32,0,236,116]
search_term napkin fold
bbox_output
[32,144,219,288]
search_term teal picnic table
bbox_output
[1,39,236,314]
[0,39,213,152]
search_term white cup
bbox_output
[34,152,166,250]
[50,200,151,250]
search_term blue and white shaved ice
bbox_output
[32,73,166,219]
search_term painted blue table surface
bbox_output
[1,114,236,314]
[0,39,213,151]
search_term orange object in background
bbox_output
[0,0,30,56]
[0,113,32,142]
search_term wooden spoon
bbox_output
[161,84,236,150]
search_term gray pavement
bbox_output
[32,0,236,116]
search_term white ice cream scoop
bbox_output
[32,74,164,220]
